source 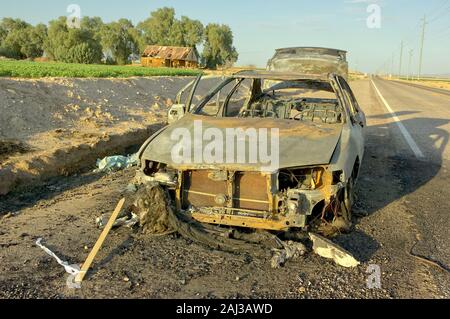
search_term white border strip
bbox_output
[371,78,425,159]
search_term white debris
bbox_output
[309,233,360,268]
[35,238,80,276]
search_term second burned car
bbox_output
[135,69,366,233]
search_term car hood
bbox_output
[141,114,343,171]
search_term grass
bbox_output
[0,59,202,78]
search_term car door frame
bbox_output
[335,75,365,173]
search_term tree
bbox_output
[1,25,46,59]
[0,26,5,57]
[202,24,238,69]
[167,20,185,47]
[138,7,176,46]
[128,26,145,54]
[19,24,47,58]
[137,8,204,48]
[0,18,31,58]
[0,18,29,33]
[100,19,139,65]
[66,42,101,64]
[44,17,69,61]
[179,16,204,47]
[80,17,104,42]
[0,25,7,44]
[1,30,23,58]
[44,17,102,64]
[0,9,238,67]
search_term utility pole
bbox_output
[408,49,414,81]
[399,41,404,79]
[391,53,395,78]
[418,15,427,80]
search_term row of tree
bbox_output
[0,7,238,68]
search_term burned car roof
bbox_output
[232,70,330,82]
[267,47,349,80]
[273,47,347,57]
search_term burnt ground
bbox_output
[0,79,449,299]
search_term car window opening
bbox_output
[193,79,344,124]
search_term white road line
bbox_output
[371,78,425,159]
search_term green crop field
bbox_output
[0,59,202,78]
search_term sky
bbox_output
[1,0,449,75]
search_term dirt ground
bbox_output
[0,78,449,299]
[0,168,392,299]
[396,78,450,91]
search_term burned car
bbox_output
[135,70,365,233]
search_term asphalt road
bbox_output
[0,77,449,299]
[366,77,450,283]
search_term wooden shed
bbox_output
[141,45,199,68]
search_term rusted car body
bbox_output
[136,70,365,232]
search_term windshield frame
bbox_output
[191,77,238,115]
[191,74,347,123]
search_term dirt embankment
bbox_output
[0,77,195,195]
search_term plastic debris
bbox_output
[309,233,360,268]
[35,238,80,276]
[96,212,139,229]
[94,153,139,173]
[271,240,307,269]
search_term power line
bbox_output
[399,3,447,47]
[427,26,450,41]
[380,2,448,77]
[428,5,450,24]
[430,29,450,41]
[427,0,450,21]
[432,24,450,36]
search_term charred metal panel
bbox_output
[234,172,270,211]
[183,170,228,208]
[182,170,270,211]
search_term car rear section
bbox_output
[267,47,349,80]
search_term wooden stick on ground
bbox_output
[75,198,126,283]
